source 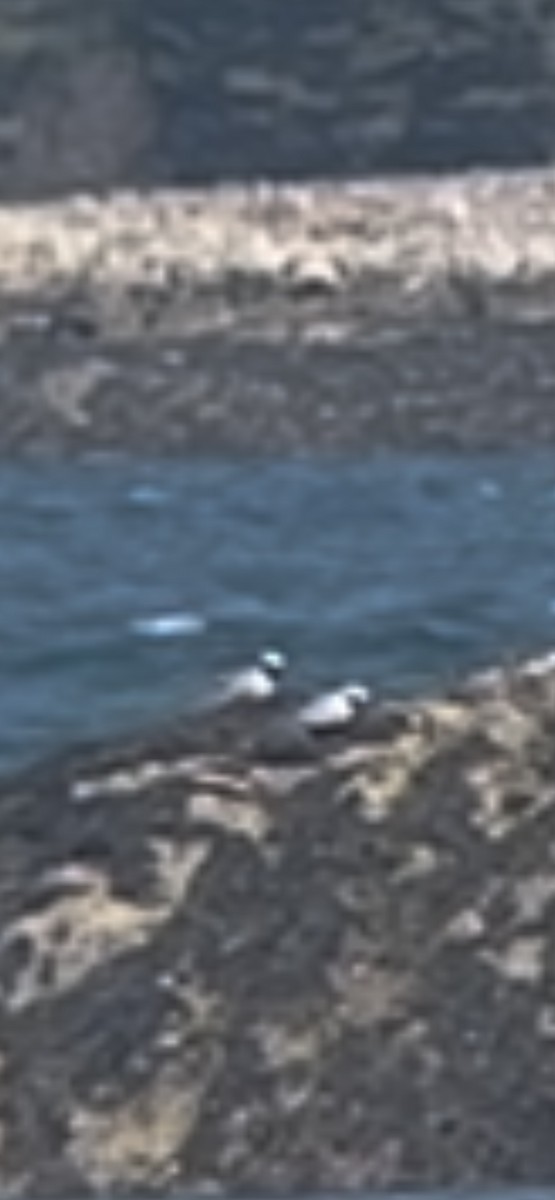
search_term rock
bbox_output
[2,174,555,451]
[3,651,555,1191]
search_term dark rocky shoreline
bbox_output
[0,294,547,455]
[4,313,555,455]
[3,654,555,1193]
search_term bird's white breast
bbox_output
[298,689,357,732]
[222,665,277,702]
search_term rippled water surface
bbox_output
[3,452,555,775]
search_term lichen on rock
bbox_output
[3,652,555,1191]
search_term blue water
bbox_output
[3,451,555,776]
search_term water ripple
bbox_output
[3,451,555,774]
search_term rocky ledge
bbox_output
[3,171,555,325]
[3,652,555,1193]
[3,171,555,452]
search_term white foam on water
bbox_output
[130,612,206,638]
[127,484,170,505]
[477,478,502,500]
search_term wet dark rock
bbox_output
[3,653,555,1191]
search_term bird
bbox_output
[297,683,370,734]
[216,649,287,705]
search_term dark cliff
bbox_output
[1,0,555,198]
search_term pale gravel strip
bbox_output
[0,170,554,299]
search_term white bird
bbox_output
[297,683,370,733]
[522,650,555,679]
[217,649,287,704]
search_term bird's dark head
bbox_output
[344,684,370,710]
[259,649,287,679]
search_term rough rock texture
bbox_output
[1,0,555,197]
[3,653,555,1194]
[3,171,555,453]
[2,173,555,314]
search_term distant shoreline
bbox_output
[1,170,555,453]
[1,169,555,320]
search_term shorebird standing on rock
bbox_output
[216,649,287,705]
[297,683,371,734]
